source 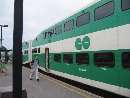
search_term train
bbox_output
[22,0,130,97]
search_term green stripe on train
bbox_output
[33,49,130,90]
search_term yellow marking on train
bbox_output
[39,73,91,98]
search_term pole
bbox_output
[13,0,23,98]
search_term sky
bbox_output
[0,0,98,49]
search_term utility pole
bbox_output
[13,0,23,98]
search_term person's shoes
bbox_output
[36,79,39,81]
[30,78,33,80]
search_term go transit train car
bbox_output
[22,0,130,97]
[22,41,32,64]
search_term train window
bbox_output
[35,48,37,53]
[122,52,130,68]
[38,48,40,53]
[32,48,37,53]
[45,32,47,38]
[76,53,89,65]
[54,54,61,63]
[64,19,74,32]
[94,52,115,67]
[94,1,114,21]
[24,50,28,54]
[55,25,62,34]
[26,50,28,54]
[76,12,90,27]
[48,29,54,37]
[121,0,130,11]
[24,50,26,54]
[63,54,73,64]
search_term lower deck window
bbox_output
[54,54,61,63]
[76,53,89,65]
[32,48,37,53]
[121,0,130,11]
[38,48,40,53]
[94,52,115,67]
[122,52,130,69]
[63,54,73,64]
[24,50,28,54]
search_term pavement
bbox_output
[0,64,100,98]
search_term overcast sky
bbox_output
[0,0,97,49]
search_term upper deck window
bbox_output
[94,52,115,67]
[48,29,54,37]
[76,53,89,65]
[64,19,74,32]
[76,12,90,27]
[122,52,130,69]
[55,25,62,34]
[94,1,114,21]
[121,0,130,11]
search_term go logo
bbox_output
[75,36,90,50]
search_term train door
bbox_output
[45,48,49,72]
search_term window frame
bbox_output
[94,52,115,67]
[76,12,90,27]
[94,1,114,21]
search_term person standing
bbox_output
[30,56,39,81]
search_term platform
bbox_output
[0,64,100,98]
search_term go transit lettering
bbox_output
[75,36,90,50]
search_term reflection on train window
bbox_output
[38,48,40,53]
[121,0,130,11]
[55,25,62,34]
[54,54,61,63]
[76,53,89,65]
[94,52,115,67]
[76,12,90,27]
[94,1,114,21]
[63,54,73,64]
[64,19,74,32]
[122,52,130,68]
